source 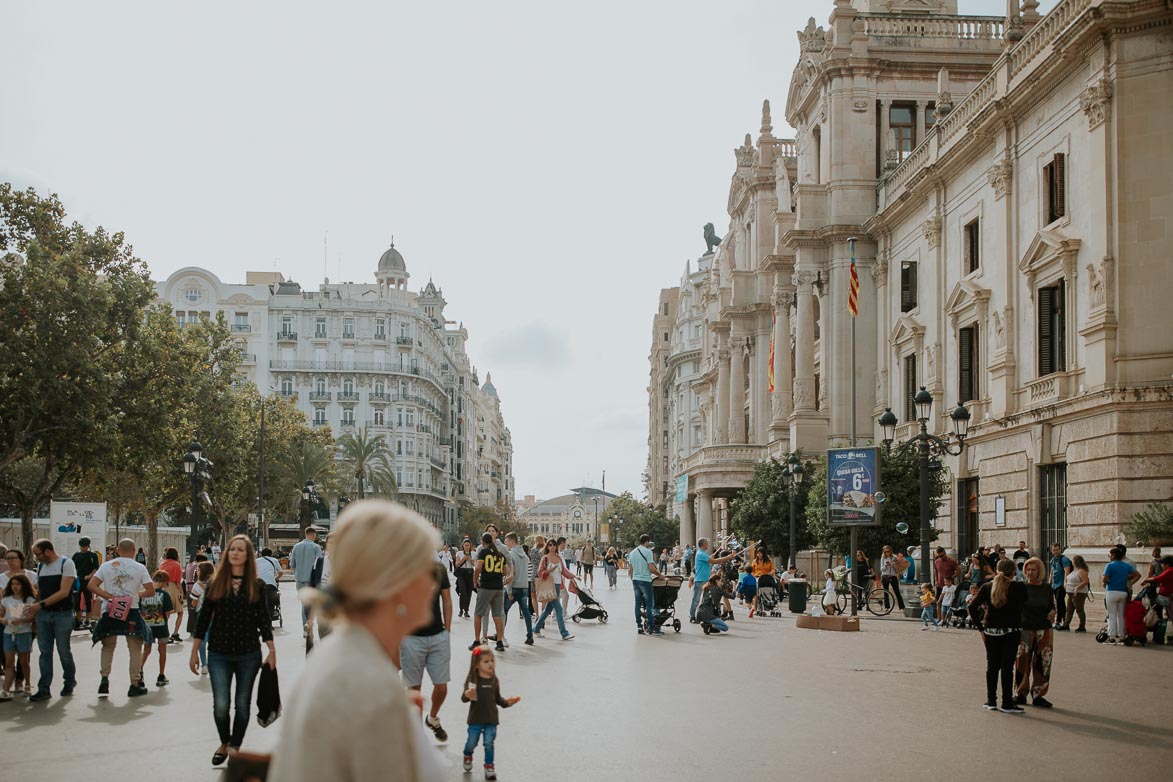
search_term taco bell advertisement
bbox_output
[827,448,880,526]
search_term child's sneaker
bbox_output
[463,756,473,773]
[484,764,497,780]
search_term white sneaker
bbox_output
[561,633,575,641]
[200,666,209,676]
[0,690,11,701]
[502,638,510,648]
[533,630,543,637]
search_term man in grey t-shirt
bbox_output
[502,533,534,645]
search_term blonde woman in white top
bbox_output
[269,501,446,782]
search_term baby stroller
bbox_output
[756,574,782,617]
[650,574,684,633]
[264,583,282,628]
[947,587,971,629]
[570,583,609,624]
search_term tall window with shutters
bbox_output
[958,324,978,403]
[1044,153,1067,225]
[900,262,918,313]
[1037,281,1067,377]
[903,354,918,421]
[964,219,980,274]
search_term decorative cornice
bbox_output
[1078,78,1112,130]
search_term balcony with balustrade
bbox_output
[680,443,767,497]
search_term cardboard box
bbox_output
[818,615,860,632]
[795,614,821,630]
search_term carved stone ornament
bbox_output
[1079,79,1112,130]
[987,157,1013,200]
[1087,260,1108,309]
[991,309,1006,350]
[774,291,796,310]
[793,270,819,289]
[793,378,814,410]
[921,216,942,249]
[797,17,826,53]
[735,133,756,168]
[871,257,888,286]
[925,344,937,381]
[852,98,868,113]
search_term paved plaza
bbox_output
[2,579,1171,781]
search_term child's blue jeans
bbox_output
[921,606,939,626]
[464,723,497,765]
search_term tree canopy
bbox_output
[730,454,815,564]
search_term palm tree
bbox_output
[274,440,335,519]
[367,455,399,501]
[338,426,389,500]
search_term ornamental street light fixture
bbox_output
[781,453,805,569]
[299,479,320,534]
[879,388,971,584]
[183,441,213,560]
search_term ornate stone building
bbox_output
[517,488,618,543]
[156,243,514,538]
[651,0,1173,565]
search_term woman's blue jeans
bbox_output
[208,650,262,747]
[533,584,569,638]
[706,617,729,633]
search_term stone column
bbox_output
[728,337,747,444]
[916,100,928,147]
[793,272,817,412]
[771,289,794,433]
[716,348,731,444]
[880,99,892,171]
[680,496,695,547]
[751,327,770,443]
[696,490,714,543]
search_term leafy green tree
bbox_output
[607,492,679,554]
[730,454,815,564]
[0,185,155,548]
[804,446,947,559]
[455,503,509,546]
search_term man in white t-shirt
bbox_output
[256,548,283,588]
[88,538,155,698]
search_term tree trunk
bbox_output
[146,510,159,569]
[20,507,35,554]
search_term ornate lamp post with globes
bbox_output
[781,453,805,569]
[878,387,971,585]
[182,441,213,560]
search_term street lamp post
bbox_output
[299,479,321,534]
[592,497,600,539]
[879,387,971,585]
[183,441,213,561]
[781,453,804,569]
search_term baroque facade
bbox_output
[650,0,1173,566]
[156,243,514,537]
[517,488,618,544]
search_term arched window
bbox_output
[343,379,354,396]
[313,408,326,425]
[315,378,326,395]
[342,409,355,426]
[374,381,385,397]
[374,410,385,427]
[280,378,293,396]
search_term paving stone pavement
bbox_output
[2,579,1170,781]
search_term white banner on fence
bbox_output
[49,501,107,559]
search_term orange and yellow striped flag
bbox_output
[768,312,775,393]
[848,261,860,317]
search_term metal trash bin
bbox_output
[900,583,921,618]
[788,579,808,613]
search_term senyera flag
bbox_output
[768,312,775,393]
[848,260,860,317]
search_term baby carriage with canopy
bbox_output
[570,582,609,624]
[650,574,684,633]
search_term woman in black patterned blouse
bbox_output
[190,535,275,767]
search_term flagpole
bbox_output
[849,237,859,616]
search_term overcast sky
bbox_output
[2,0,1029,502]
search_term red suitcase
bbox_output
[1123,599,1148,646]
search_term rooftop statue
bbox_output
[703,223,721,255]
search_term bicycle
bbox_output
[833,581,895,617]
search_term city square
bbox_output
[3,0,1173,780]
[2,580,1171,781]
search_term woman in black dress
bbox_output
[454,538,476,618]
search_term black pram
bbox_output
[650,574,684,633]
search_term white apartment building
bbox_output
[650,0,1173,565]
[155,243,514,538]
